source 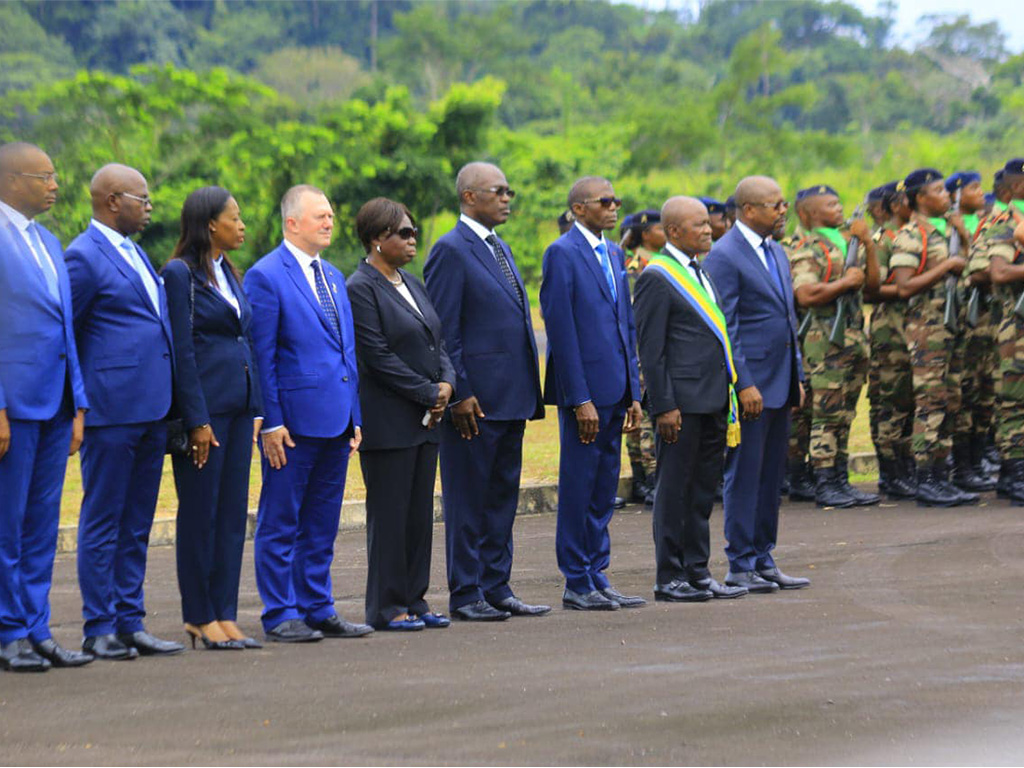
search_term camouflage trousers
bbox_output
[867,305,913,462]
[959,311,998,440]
[804,321,868,470]
[996,311,1024,460]
[905,299,961,464]
[788,352,813,462]
[626,413,657,476]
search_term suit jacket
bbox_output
[633,254,729,416]
[243,242,360,439]
[703,225,803,410]
[0,211,88,419]
[423,220,543,422]
[539,226,641,408]
[347,260,456,451]
[162,258,263,429]
[65,223,174,427]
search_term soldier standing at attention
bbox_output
[787,185,879,508]
[700,197,731,244]
[890,169,978,507]
[865,181,917,499]
[866,184,890,230]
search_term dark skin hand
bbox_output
[794,219,874,308]
[892,256,965,299]
[452,396,485,439]
[429,382,454,428]
[656,408,682,443]
[69,409,85,455]
[0,409,9,460]
[189,424,220,469]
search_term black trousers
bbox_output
[652,411,727,585]
[172,411,254,625]
[360,442,439,627]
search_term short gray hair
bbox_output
[281,184,327,221]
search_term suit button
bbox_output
[429,345,435,351]
[163,353,170,359]
[244,365,249,373]
[786,342,792,348]
[59,354,66,360]
[237,336,244,343]
[342,376,349,382]
[720,363,725,369]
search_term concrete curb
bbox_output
[55,453,882,555]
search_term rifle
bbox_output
[943,189,962,334]
[828,199,867,347]
[966,285,981,328]
[797,310,812,342]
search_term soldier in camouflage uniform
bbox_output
[947,171,998,492]
[966,158,1024,502]
[788,185,879,508]
[889,168,978,507]
[865,181,917,499]
[621,210,665,505]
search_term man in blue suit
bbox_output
[0,143,91,672]
[66,163,185,659]
[703,176,810,593]
[424,162,549,621]
[541,176,645,611]
[245,185,373,643]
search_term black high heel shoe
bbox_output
[184,624,244,650]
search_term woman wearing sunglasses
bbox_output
[347,198,456,631]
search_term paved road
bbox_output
[4,495,1024,765]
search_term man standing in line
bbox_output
[424,162,549,621]
[245,185,373,642]
[540,176,645,611]
[0,142,91,671]
[703,176,810,594]
[65,164,184,659]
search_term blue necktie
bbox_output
[26,222,59,300]
[311,259,342,341]
[762,239,784,294]
[595,241,617,300]
[121,239,160,315]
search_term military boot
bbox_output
[915,465,961,507]
[880,457,916,499]
[813,467,856,508]
[1003,459,1024,506]
[952,438,995,493]
[630,462,654,505]
[836,457,880,506]
[997,460,1013,499]
[787,459,816,502]
[901,449,919,494]
[877,455,891,496]
[971,433,997,481]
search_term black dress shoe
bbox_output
[600,586,647,608]
[490,597,551,616]
[613,496,627,509]
[690,577,747,599]
[562,588,619,611]
[118,631,185,656]
[82,634,138,660]
[757,566,810,590]
[1,639,50,672]
[307,615,374,638]
[265,619,324,643]
[653,579,712,602]
[32,638,93,667]
[452,600,511,621]
[724,571,780,594]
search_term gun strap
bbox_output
[915,223,929,276]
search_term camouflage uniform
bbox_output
[782,228,813,465]
[889,217,962,465]
[626,246,657,480]
[867,226,914,463]
[960,217,1000,454]
[788,227,869,470]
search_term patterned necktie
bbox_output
[26,222,59,300]
[121,238,160,314]
[595,241,617,300]
[761,238,783,293]
[311,259,342,340]
[484,234,523,306]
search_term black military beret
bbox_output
[1004,158,1024,176]
[634,209,660,228]
[945,171,981,193]
[985,193,996,206]
[724,195,736,211]
[557,209,574,227]
[903,168,944,191]
[795,184,839,202]
[867,184,889,203]
[699,196,726,215]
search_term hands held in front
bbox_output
[189,423,221,469]
[843,266,866,291]
[848,219,871,242]
[428,382,454,429]
[1015,221,1024,249]
[738,385,763,420]
[451,396,485,439]
[945,255,967,276]
[656,408,682,444]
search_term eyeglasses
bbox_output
[748,200,789,212]
[13,171,58,183]
[470,186,516,198]
[116,191,153,206]
[582,196,623,208]
[388,226,419,240]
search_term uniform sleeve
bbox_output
[789,244,822,292]
[889,228,923,272]
[968,218,1015,274]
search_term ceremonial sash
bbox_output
[645,254,741,447]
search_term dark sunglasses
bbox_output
[470,186,516,198]
[583,196,623,208]
[388,226,419,240]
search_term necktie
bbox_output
[26,222,59,300]
[595,241,617,300]
[761,238,784,294]
[689,258,708,295]
[311,259,342,341]
[484,234,524,306]
[121,239,160,315]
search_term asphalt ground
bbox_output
[3,492,1024,766]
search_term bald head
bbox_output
[0,142,58,218]
[734,176,780,208]
[90,163,152,235]
[735,175,787,238]
[661,196,712,256]
[456,161,511,229]
[456,162,502,199]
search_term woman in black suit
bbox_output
[348,198,456,631]
[163,187,263,650]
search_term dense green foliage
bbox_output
[1,0,1023,283]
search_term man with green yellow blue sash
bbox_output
[634,197,747,602]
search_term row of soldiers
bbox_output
[618,161,1024,509]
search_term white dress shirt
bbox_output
[734,219,774,274]
[573,220,609,266]
[91,217,161,315]
[663,242,716,301]
[212,255,240,317]
[394,280,422,315]
[460,212,497,245]
[0,200,59,284]
[283,238,338,314]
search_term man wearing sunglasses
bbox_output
[424,162,549,622]
[541,176,645,611]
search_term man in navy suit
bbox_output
[66,164,185,659]
[0,143,91,672]
[424,162,549,622]
[540,176,645,611]
[703,176,810,593]
[245,185,373,643]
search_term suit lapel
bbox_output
[89,226,160,318]
[458,222,523,307]
[569,227,615,306]
[280,245,339,344]
[362,261,432,332]
[732,228,784,306]
[4,220,54,301]
[222,265,250,331]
